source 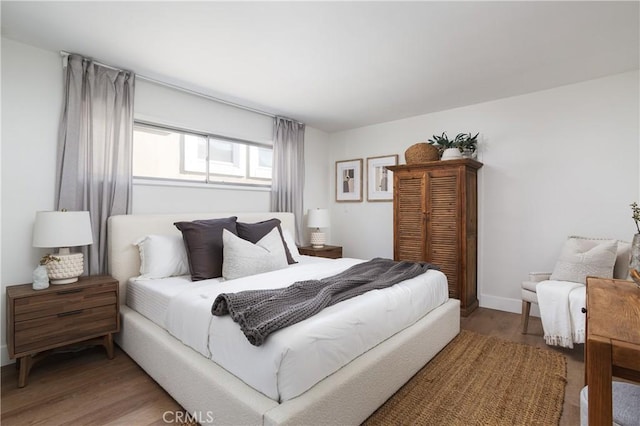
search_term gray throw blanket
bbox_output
[211,258,439,346]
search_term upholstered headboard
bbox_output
[107,212,296,304]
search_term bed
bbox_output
[108,212,460,425]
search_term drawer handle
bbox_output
[581,307,587,314]
[56,289,82,295]
[57,309,84,317]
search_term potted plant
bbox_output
[459,132,479,158]
[428,132,462,160]
[428,132,479,160]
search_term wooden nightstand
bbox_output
[298,245,343,259]
[6,275,120,387]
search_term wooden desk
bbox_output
[585,277,640,425]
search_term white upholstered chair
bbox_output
[521,237,631,334]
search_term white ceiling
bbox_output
[2,1,639,132]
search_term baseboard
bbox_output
[479,294,540,317]
[1,344,14,367]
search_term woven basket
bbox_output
[405,143,439,164]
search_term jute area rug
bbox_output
[364,330,567,426]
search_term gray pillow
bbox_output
[550,238,618,284]
[222,228,289,280]
[174,216,238,281]
[236,218,296,264]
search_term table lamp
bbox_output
[32,210,94,284]
[308,208,330,248]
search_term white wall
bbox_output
[1,38,63,365]
[329,70,639,314]
[135,79,273,144]
[302,126,332,242]
[132,184,270,214]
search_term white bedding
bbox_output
[126,256,327,328]
[127,256,448,402]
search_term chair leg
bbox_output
[521,300,531,334]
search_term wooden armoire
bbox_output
[387,159,482,316]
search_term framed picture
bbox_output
[366,155,398,201]
[336,159,363,202]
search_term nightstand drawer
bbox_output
[14,283,117,322]
[14,305,118,355]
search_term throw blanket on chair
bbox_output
[212,257,438,346]
[537,280,586,348]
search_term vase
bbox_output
[441,147,462,161]
[32,265,50,290]
[630,233,640,288]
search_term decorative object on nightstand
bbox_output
[298,245,342,259]
[6,275,119,387]
[32,254,62,290]
[308,208,330,248]
[32,210,93,284]
[31,266,49,290]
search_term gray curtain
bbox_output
[270,117,305,245]
[56,54,135,275]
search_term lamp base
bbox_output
[46,251,84,285]
[310,231,326,249]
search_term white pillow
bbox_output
[550,238,618,284]
[569,235,631,280]
[135,234,190,279]
[222,228,289,280]
[282,229,302,262]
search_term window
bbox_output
[133,123,272,186]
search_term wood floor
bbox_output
[1,308,583,425]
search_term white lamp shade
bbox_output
[308,209,330,229]
[32,211,94,248]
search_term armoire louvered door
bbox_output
[388,159,482,316]
[394,171,427,262]
[426,169,460,299]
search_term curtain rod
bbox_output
[60,50,287,121]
